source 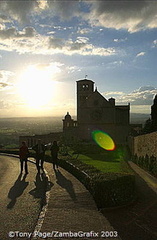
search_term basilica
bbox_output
[63,78,130,144]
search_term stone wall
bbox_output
[132,131,157,157]
[19,132,62,148]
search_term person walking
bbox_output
[50,141,59,170]
[32,139,46,173]
[19,141,29,174]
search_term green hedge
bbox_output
[55,157,135,208]
[132,154,157,177]
[0,149,19,155]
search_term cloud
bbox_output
[130,105,151,114]
[113,38,127,43]
[136,52,146,57]
[76,37,89,43]
[0,100,7,109]
[68,37,88,51]
[87,1,157,33]
[103,91,124,97]
[0,70,14,90]
[116,86,157,105]
[77,28,92,35]
[0,14,10,22]
[0,27,117,56]
[67,65,81,74]
[0,70,14,80]
[47,0,80,20]
[47,31,55,35]
[0,82,9,88]
[153,39,157,47]
[0,0,41,23]
[135,86,155,92]
[65,37,116,56]
[0,1,157,34]
[33,62,63,76]
[105,60,124,69]
[153,40,157,44]
[48,37,64,49]
[0,26,36,39]
[0,1,79,23]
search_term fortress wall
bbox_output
[133,131,157,157]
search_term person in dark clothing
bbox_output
[50,141,59,170]
[32,139,46,173]
[19,141,29,174]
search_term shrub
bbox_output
[91,173,135,208]
[132,154,157,177]
[132,154,138,164]
[0,149,19,155]
[56,157,135,208]
[144,154,149,170]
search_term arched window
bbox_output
[82,84,89,90]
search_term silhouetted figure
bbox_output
[32,139,46,173]
[50,141,59,170]
[19,141,29,174]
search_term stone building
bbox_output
[19,132,62,148]
[62,112,78,142]
[63,78,130,144]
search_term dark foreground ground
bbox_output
[0,155,45,240]
[102,171,157,240]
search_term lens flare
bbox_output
[92,130,115,151]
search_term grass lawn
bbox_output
[70,145,132,174]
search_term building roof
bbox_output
[64,112,72,120]
[77,79,94,83]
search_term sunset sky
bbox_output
[0,0,157,117]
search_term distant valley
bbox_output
[0,114,149,148]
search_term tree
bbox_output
[142,118,153,134]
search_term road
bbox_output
[0,155,44,240]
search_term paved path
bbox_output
[103,161,157,240]
[0,155,42,240]
[3,154,157,240]
[33,162,121,240]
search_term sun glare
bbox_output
[17,65,59,108]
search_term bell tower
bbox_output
[77,78,94,123]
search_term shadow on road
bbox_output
[29,172,53,208]
[55,170,76,201]
[7,173,29,209]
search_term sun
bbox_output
[17,65,58,108]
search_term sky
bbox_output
[0,0,157,118]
